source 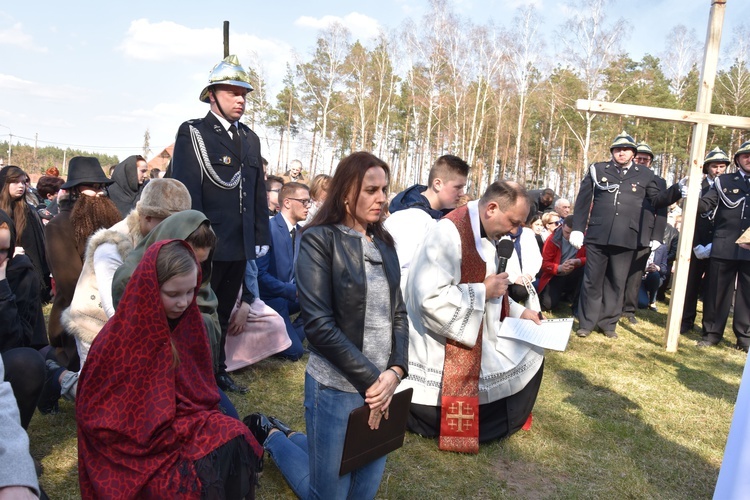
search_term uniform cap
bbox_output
[636,142,654,158]
[610,131,637,152]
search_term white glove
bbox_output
[693,244,711,260]
[679,177,689,198]
[649,240,661,251]
[569,231,584,249]
[255,245,269,258]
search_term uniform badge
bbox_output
[221,156,232,165]
[631,183,637,192]
[601,176,607,182]
[213,124,223,133]
[733,189,740,194]
[724,188,728,192]
[734,176,740,181]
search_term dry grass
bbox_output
[29,299,743,499]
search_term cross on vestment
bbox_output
[446,401,475,433]
[575,0,750,352]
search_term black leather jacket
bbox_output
[296,225,409,395]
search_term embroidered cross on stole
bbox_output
[440,205,509,453]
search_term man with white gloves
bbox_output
[570,132,683,339]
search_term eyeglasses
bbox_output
[267,188,281,193]
[288,197,312,207]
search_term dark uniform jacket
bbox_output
[636,175,668,248]
[698,172,750,261]
[573,160,680,250]
[170,112,269,261]
[693,178,716,247]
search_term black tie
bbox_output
[290,227,297,250]
[228,124,241,154]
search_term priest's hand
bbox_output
[484,273,509,300]
[569,231,584,249]
[520,308,543,325]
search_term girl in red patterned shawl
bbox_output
[76,240,261,499]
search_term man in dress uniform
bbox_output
[170,55,269,393]
[570,132,682,339]
[681,148,729,334]
[621,142,668,324]
[696,142,750,352]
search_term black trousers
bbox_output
[210,260,246,375]
[622,246,650,317]
[407,360,544,443]
[539,268,583,312]
[2,347,45,429]
[682,255,710,330]
[702,257,750,348]
[578,244,634,332]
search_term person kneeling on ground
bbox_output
[77,240,262,499]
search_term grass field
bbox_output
[29,300,744,499]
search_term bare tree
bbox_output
[716,26,750,148]
[297,22,352,174]
[557,0,627,168]
[661,25,700,104]
[507,5,544,179]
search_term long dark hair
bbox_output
[305,151,393,246]
[0,166,29,241]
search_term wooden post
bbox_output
[665,0,726,351]
[223,21,229,58]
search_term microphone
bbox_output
[496,239,514,274]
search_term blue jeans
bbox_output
[265,374,387,499]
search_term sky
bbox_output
[1,0,749,167]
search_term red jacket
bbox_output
[537,227,587,292]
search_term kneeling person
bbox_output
[401,180,545,453]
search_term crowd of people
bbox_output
[2,54,749,499]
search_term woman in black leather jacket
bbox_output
[246,152,409,499]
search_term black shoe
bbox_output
[736,345,749,353]
[680,324,693,334]
[603,330,618,339]
[696,340,718,348]
[244,413,274,444]
[37,360,63,415]
[576,329,591,338]
[625,315,638,324]
[216,373,248,394]
[268,416,294,437]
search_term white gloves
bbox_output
[693,243,712,260]
[679,177,689,198]
[649,240,661,251]
[569,231,584,249]
[255,245,269,258]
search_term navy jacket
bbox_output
[257,212,300,303]
[170,112,269,261]
[699,172,750,261]
[573,160,681,250]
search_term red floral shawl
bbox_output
[76,240,261,499]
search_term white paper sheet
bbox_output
[496,317,573,351]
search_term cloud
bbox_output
[294,12,382,40]
[118,19,292,63]
[0,15,48,52]
[117,19,293,95]
[0,73,85,101]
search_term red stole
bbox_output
[439,205,509,453]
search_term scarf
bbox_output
[76,240,261,499]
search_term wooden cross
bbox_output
[576,0,750,352]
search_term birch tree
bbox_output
[557,0,627,168]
